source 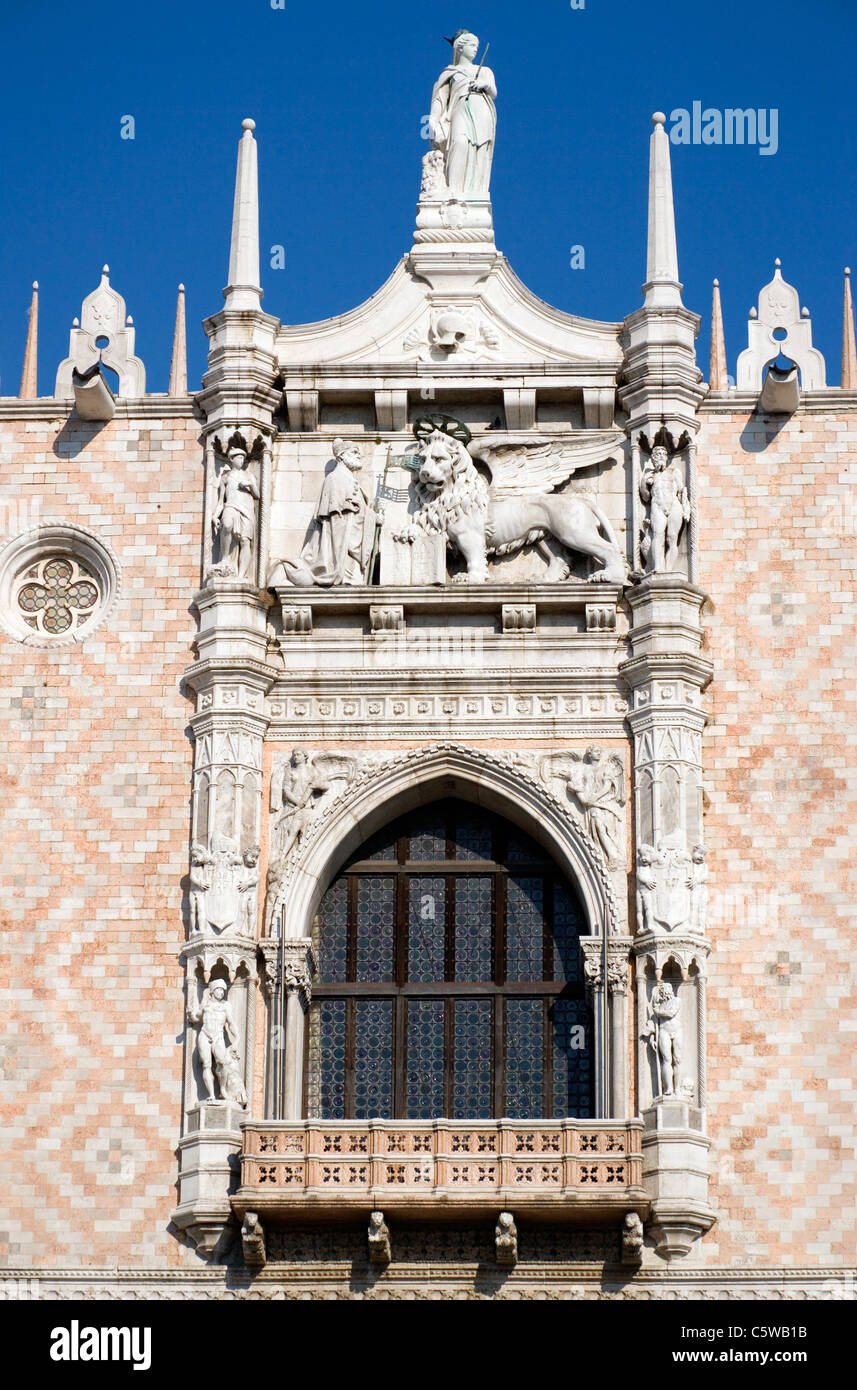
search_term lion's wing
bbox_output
[470,431,624,499]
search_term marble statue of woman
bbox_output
[429,30,497,200]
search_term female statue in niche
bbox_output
[429,30,497,200]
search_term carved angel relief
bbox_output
[269,749,358,863]
[541,747,626,866]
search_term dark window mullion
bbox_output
[346,874,357,982]
[544,996,553,1119]
[444,996,454,1118]
[494,994,505,1118]
[544,871,555,982]
[344,998,355,1115]
[495,867,506,986]
[445,873,455,984]
[396,868,408,987]
[394,994,406,1117]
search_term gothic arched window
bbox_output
[306,799,592,1121]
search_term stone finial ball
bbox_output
[242,118,256,131]
[652,112,667,126]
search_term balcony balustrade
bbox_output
[234,1119,647,1222]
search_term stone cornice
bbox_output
[699,387,857,415]
[184,656,280,694]
[619,652,713,692]
[271,580,626,615]
[3,1266,851,1298]
[0,396,203,421]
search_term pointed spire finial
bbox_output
[169,283,188,396]
[842,266,857,389]
[224,118,262,309]
[709,277,728,390]
[19,281,39,398]
[644,111,683,308]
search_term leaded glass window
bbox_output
[306,799,592,1120]
[15,555,100,635]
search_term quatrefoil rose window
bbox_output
[16,556,101,635]
[0,525,119,645]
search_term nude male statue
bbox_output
[643,981,683,1097]
[187,980,243,1103]
[639,445,690,573]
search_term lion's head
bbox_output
[413,429,488,533]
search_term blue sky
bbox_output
[1,0,855,394]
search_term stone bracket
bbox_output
[368,1212,391,1266]
[285,390,319,432]
[369,604,405,633]
[583,387,615,429]
[241,1211,266,1269]
[281,605,312,635]
[503,388,536,430]
[586,601,617,632]
[375,390,409,432]
[502,603,536,633]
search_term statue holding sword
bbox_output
[429,30,497,199]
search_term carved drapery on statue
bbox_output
[429,30,497,200]
[209,432,262,581]
[264,749,359,931]
[280,439,375,588]
[540,748,626,868]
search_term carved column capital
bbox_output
[581,939,604,1005]
[258,938,281,999]
[606,951,630,997]
[282,938,316,1008]
[581,939,630,1000]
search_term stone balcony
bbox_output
[234,1119,648,1222]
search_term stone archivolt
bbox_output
[264,741,620,942]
